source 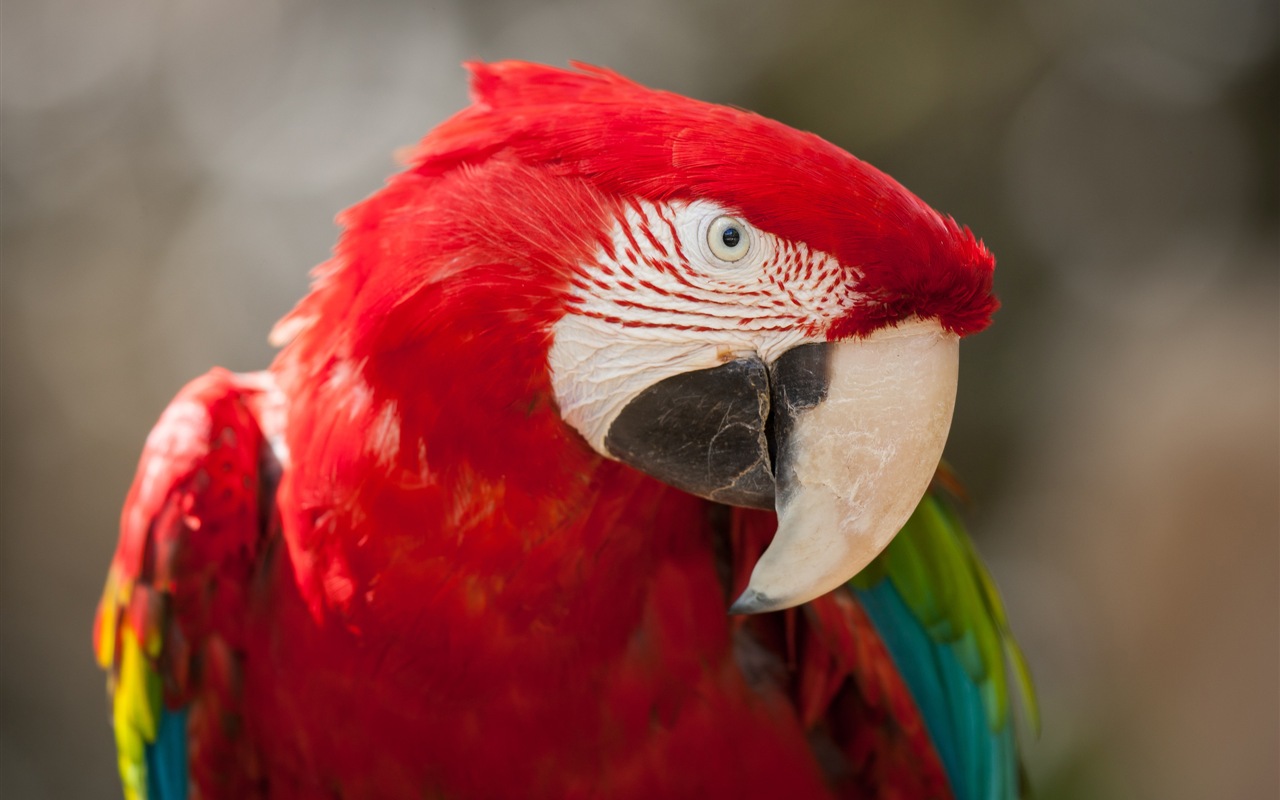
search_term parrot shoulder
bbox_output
[93,368,280,800]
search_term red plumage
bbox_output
[95,62,1000,798]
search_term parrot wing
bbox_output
[93,369,277,800]
[849,481,1040,800]
[730,477,1037,799]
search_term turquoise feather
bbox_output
[144,707,189,800]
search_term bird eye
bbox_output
[707,216,751,263]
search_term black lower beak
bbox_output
[602,345,831,509]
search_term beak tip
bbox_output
[728,588,781,616]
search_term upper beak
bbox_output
[603,318,959,614]
[731,319,958,613]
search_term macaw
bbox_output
[94,61,1036,800]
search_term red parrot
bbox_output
[94,62,1035,799]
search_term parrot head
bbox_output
[278,62,997,615]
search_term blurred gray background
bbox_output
[2,0,1276,797]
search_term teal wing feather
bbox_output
[851,488,1038,800]
[145,708,190,800]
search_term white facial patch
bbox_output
[548,199,860,454]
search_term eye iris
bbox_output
[721,227,741,248]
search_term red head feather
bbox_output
[402,61,998,337]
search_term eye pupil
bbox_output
[706,215,751,262]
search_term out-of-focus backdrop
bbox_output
[2,0,1276,797]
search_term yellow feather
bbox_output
[94,571,125,668]
[113,627,159,800]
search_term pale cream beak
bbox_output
[730,319,959,614]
